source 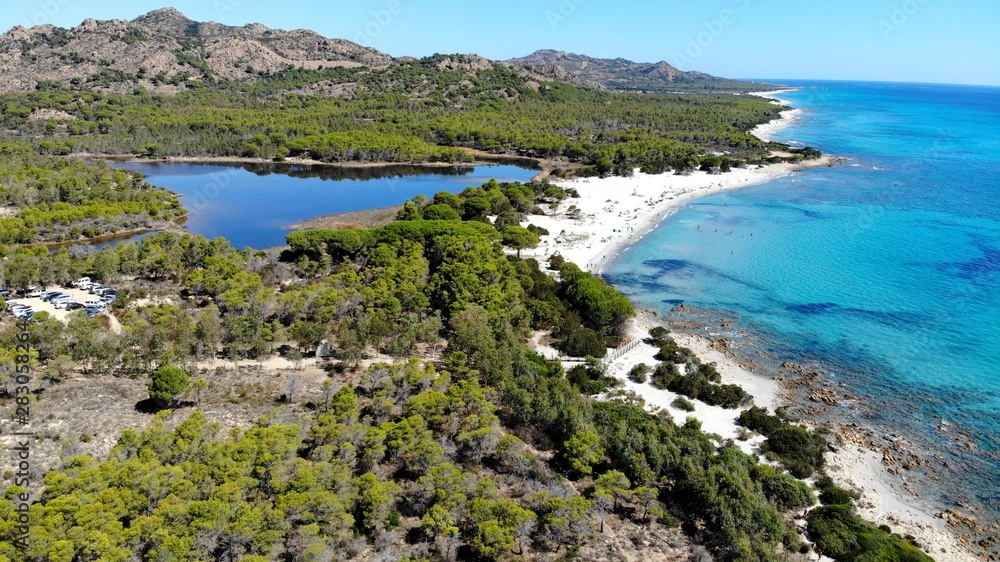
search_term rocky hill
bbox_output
[0,10,773,96]
[0,7,392,94]
[508,49,774,92]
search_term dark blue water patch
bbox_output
[786,302,839,315]
[696,265,770,293]
[939,246,1000,280]
[654,260,771,294]
[801,209,830,219]
[711,197,835,221]
[609,261,771,297]
[641,258,690,273]
[842,307,928,328]
[603,271,681,293]
[784,303,925,328]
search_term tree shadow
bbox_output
[134,398,163,414]
[135,398,195,413]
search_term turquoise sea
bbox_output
[605,81,1000,531]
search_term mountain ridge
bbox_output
[507,49,774,92]
[0,9,771,95]
[0,8,392,94]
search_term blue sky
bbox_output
[3,0,998,86]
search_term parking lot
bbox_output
[4,279,115,322]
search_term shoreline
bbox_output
[70,149,556,180]
[287,205,402,231]
[517,107,984,559]
[750,89,805,142]
[23,216,186,249]
[515,155,835,276]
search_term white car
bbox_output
[26,289,44,298]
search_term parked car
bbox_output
[0,288,10,297]
[84,300,105,308]
[88,285,107,294]
[65,302,84,311]
[26,289,44,298]
[42,291,66,302]
[84,306,103,318]
[70,277,91,287]
[14,308,34,319]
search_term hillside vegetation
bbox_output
[508,50,777,93]
[0,169,931,560]
[0,142,182,244]
[0,60,798,175]
[0,11,808,176]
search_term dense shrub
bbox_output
[650,362,747,408]
[628,363,651,383]
[421,203,461,221]
[754,465,815,511]
[655,337,698,364]
[815,475,857,506]
[737,406,785,436]
[558,263,634,337]
[763,426,826,478]
[650,361,679,389]
[738,407,826,477]
[493,211,525,230]
[672,396,695,412]
[807,505,933,562]
[526,223,549,236]
[547,253,565,270]
[556,324,607,358]
[648,326,669,343]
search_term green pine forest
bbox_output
[0,179,930,561]
[0,144,183,244]
[0,54,929,561]
[0,55,814,175]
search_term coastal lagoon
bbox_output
[607,81,1000,527]
[101,162,538,249]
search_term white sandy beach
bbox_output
[751,89,805,142]
[516,157,831,276]
[515,104,983,560]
